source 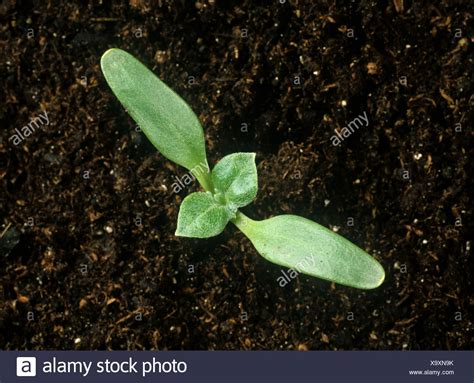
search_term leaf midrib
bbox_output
[184,201,227,233]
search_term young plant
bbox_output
[101,48,385,290]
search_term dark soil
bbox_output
[0,1,472,350]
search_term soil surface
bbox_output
[0,1,472,350]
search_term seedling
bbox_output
[100,48,385,289]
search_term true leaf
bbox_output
[233,213,385,289]
[100,48,209,173]
[176,192,234,238]
[211,152,257,209]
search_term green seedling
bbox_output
[100,48,385,290]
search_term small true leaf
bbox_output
[211,152,257,209]
[100,48,209,173]
[234,214,385,289]
[176,192,234,238]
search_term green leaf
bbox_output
[100,48,209,175]
[211,153,257,209]
[233,213,385,289]
[176,192,234,238]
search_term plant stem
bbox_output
[192,168,214,193]
[231,211,258,237]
